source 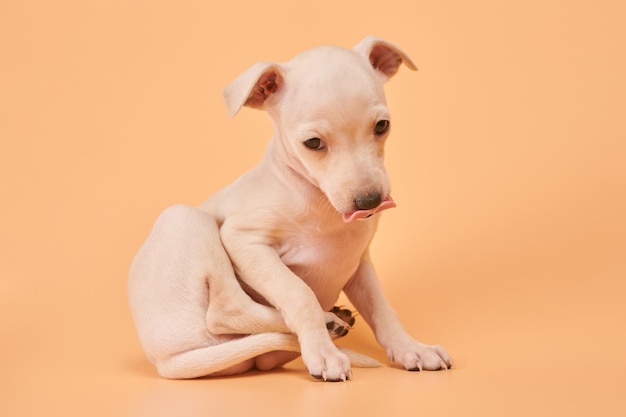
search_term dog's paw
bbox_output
[324,306,356,339]
[387,338,454,371]
[303,344,352,382]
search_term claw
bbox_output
[408,360,423,372]
[319,370,350,382]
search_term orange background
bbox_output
[1,1,625,416]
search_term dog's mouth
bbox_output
[341,196,396,223]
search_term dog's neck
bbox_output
[264,136,319,194]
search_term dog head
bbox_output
[224,36,416,222]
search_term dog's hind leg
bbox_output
[129,205,291,369]
[150,204,289,335]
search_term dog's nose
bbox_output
[354,192,383,211]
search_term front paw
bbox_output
[302,344,352,382]
[387,339,454,371]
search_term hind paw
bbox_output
[325,306,356,339]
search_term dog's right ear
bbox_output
[223,62,283,117]
[353,36,417,79]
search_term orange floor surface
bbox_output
[1,1,625,416]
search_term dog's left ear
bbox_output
[353,36,417,79]
[223,61,283,116]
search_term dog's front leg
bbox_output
[344,251,454,371]
[221,233,352,381]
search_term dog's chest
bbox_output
[276,222,374,307]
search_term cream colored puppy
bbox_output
[128,36,453,382]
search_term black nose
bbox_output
[354,192,383,210]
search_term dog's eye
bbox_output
[374,120,390,135]
[303,138,325,150]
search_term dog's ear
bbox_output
[223,62,283,116]
[353,36,417,79]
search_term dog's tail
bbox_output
[155,332,381,379]
[339,348,383,368]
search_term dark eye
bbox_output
[303,137,325,150]
[374,120,390,135]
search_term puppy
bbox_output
[128,36,453,382]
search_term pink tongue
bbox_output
[342,197,396,223]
